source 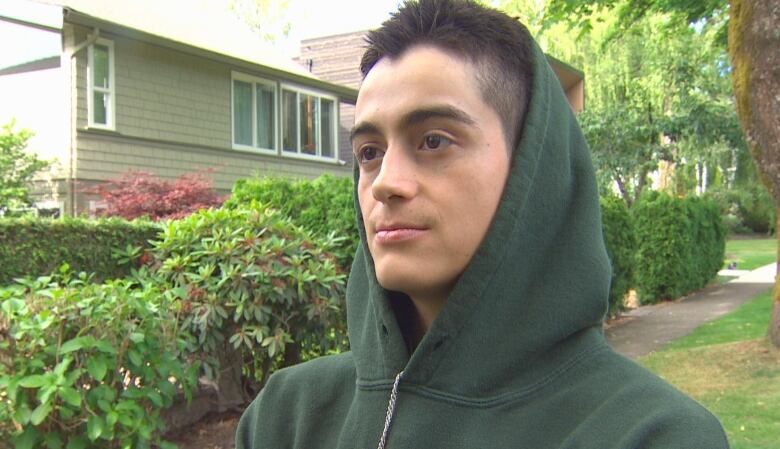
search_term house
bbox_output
[295,30,586,150]
[0,0,357,216]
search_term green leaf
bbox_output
[19,374,51,388]
[127,349,143,367]
[87,415,104,441]
[129,332,145,343]
[58,386,81,408]
[94,340,117,354]
[30,401,53,425]
[148,390,164,407]
[12,426,39,449]
[59,336,96,354]
[65,436,87,449]
[43,432,64,449]
[157,441,179,449]
[13,404,32,425]
[106,410,119,428]
[86,356,108,381]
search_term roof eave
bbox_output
[62,8,358,103]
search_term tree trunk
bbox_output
[729,0,780,347]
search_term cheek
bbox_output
[357,180,374,225]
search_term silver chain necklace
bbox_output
[376,370,405,449]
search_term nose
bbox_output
[371,143,418,203]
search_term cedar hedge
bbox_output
[0,217,159,286]
[600,196,637,316]
[633,192,725,304]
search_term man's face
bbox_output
[352,46,511,303]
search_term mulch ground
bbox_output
[164,410,242,449]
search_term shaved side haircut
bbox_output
[360,0,534,151]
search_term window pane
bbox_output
[93,91,107,124]
[233,80,252,146]
[320,98,334,158]
[93,45,109,89]
[282,90,297,153]
[299,94,318,155]
[257,84,275,149]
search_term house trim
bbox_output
[231,71,279,155]
[86,37,116,130]
[279,83,339,163]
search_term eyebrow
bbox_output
[350,105,477,144]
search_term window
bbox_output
[87,39,115,129]
[281,86,337,160]
[232,73,277,152]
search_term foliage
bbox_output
[1,203,347,446]
[0,121,51,213]
[600,195,637,316]
[225,174,357,269]
[706,184,775,235]
[228,0,291,42]
[0,217,159,286]
[632,192,726,303]
[82,170,226,221]
[144,203,347,385]
[0,268,200,449]
[543,0,727,40]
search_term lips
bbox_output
[373,223,428,244]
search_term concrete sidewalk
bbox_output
[605,263,776,358]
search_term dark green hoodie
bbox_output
[235,40,729,449]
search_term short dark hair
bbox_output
[360,0,534,150]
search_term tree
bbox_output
[0,120,50,213]
[82,170,226,221]
[543,0,780,347]
[227,0,292,42]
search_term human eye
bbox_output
[420,133,453,151]
[357,145,385,164]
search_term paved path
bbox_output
[605,263,776,358]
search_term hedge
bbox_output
[600,196,637,316]
[0,203,346,447]
[224,174,357,269]
[633,192,726,304]
[0,217,160,286]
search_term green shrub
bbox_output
[1,204,347,446]
[706,185,775,235]
[633,192,726,303]
[149,204,347,384]
[0,217,160,285]
[600,196,637,316]
[0,268,200,449]
[225,175,357,269]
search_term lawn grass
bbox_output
[663,290,772,350]
[724,238,776,271]
[641,340,780,449]
[640,290,780,449]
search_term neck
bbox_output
[406,291,448,349]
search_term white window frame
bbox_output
[87,38,115,130]
[231,71,278,154]
[280,83,339,162]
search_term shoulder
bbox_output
[235,352,356,449]
[581,349,729,449]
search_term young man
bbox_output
[236,1,729,447]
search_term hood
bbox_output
[347,40,611,398]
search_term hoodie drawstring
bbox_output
[376,370,404,449]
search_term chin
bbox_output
[374,263,421,295]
